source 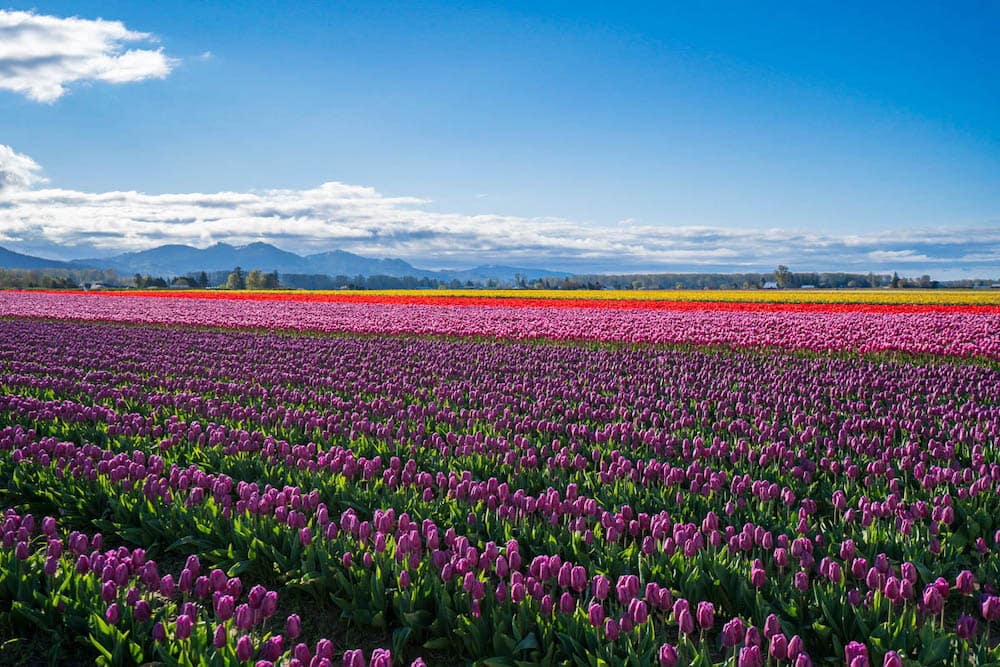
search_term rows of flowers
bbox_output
[26,288,1000,306]
[0,319,998,664]
[3,291,1000,358]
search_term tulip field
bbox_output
[1,291,1000,666]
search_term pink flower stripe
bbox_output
[2,291,999,358]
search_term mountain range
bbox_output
[0,246,76,271]
[0,242,569,283]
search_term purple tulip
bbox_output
[315,638,335,659]
[134,599,151,622]
[160,574,175,598]
[342,649,365,667]
[922,585,944,614]
[234,603,253,630]
[957,614,978,639]
[956,570,974,594]
[105,603,121,625]
[286,613,301,639]
[592,575,611,600]
[262,590,278,618]
[175,614,193,641]
[214,624,228,649]
[261,636,283,660]
[248,584,266,609]
[770,633,788,660]
[236,634,254,661]
[604,618,619,640]
[722,617,745,647]
[676,608,694,635]
[370,648,392,667]
[983,595,1000,621]
[215,594,235,621]
[658,643,679,667]
[844,642,868,667]
[696,601,714,630]
[738,645,764,667]
[763,614,781,639]
[588,602,605,628]
[883,651,903,667]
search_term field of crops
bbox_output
[1,290,1000,666]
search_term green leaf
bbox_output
[514,633,539,653]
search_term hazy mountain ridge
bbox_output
[0,246,75,270]
[2,242,568,283]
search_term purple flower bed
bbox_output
[0,318,998,664]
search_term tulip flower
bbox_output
[658,643,679,667]
[236,635,254,661]
[844,642,868,667]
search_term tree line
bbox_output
[1,265,996,291]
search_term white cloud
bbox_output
[0,145,46,191]
[0,144,997,274]
[867,249,932,262]
[0,10,175,102]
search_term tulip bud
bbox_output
[922,585,943,614]
[105,603,121,625]
[370,648,392,667]
[592,575,610,601]
[721,617,745,647]
[677,608,694,635]
[342,649,365,667]
[763,614,781,639]
[844,642,868,666]
[983,595,1000,621]
[286,613,301,639]
[696,601,714,630]
[236,634,254,661]
[769,633,788,660]
[262,590,278,618]
[658,643,679,667]
[214,624,228,649]
[588,602,605,627]
[160,574,175,598]
[956,570,974,595]
[738,645,763,667]
[134,599,151,622]
[956,614,978,639]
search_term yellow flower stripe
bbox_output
[231,288,1000,305]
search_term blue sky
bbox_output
[0,1,998,276]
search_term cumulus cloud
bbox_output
[0,145,46,191]
[0,10,175,102]
[0,144,997,274]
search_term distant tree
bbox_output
[891,272,901,288]
[197,271,209,289]
[264,271,280,289]
[245,269,265,290]
[775,265,792,288]
[225,266,246,290]
[133,273,144,288]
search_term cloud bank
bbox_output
[0,144,997,276]
[0,10,175,102]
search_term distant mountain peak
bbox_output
[1,242,569,284]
